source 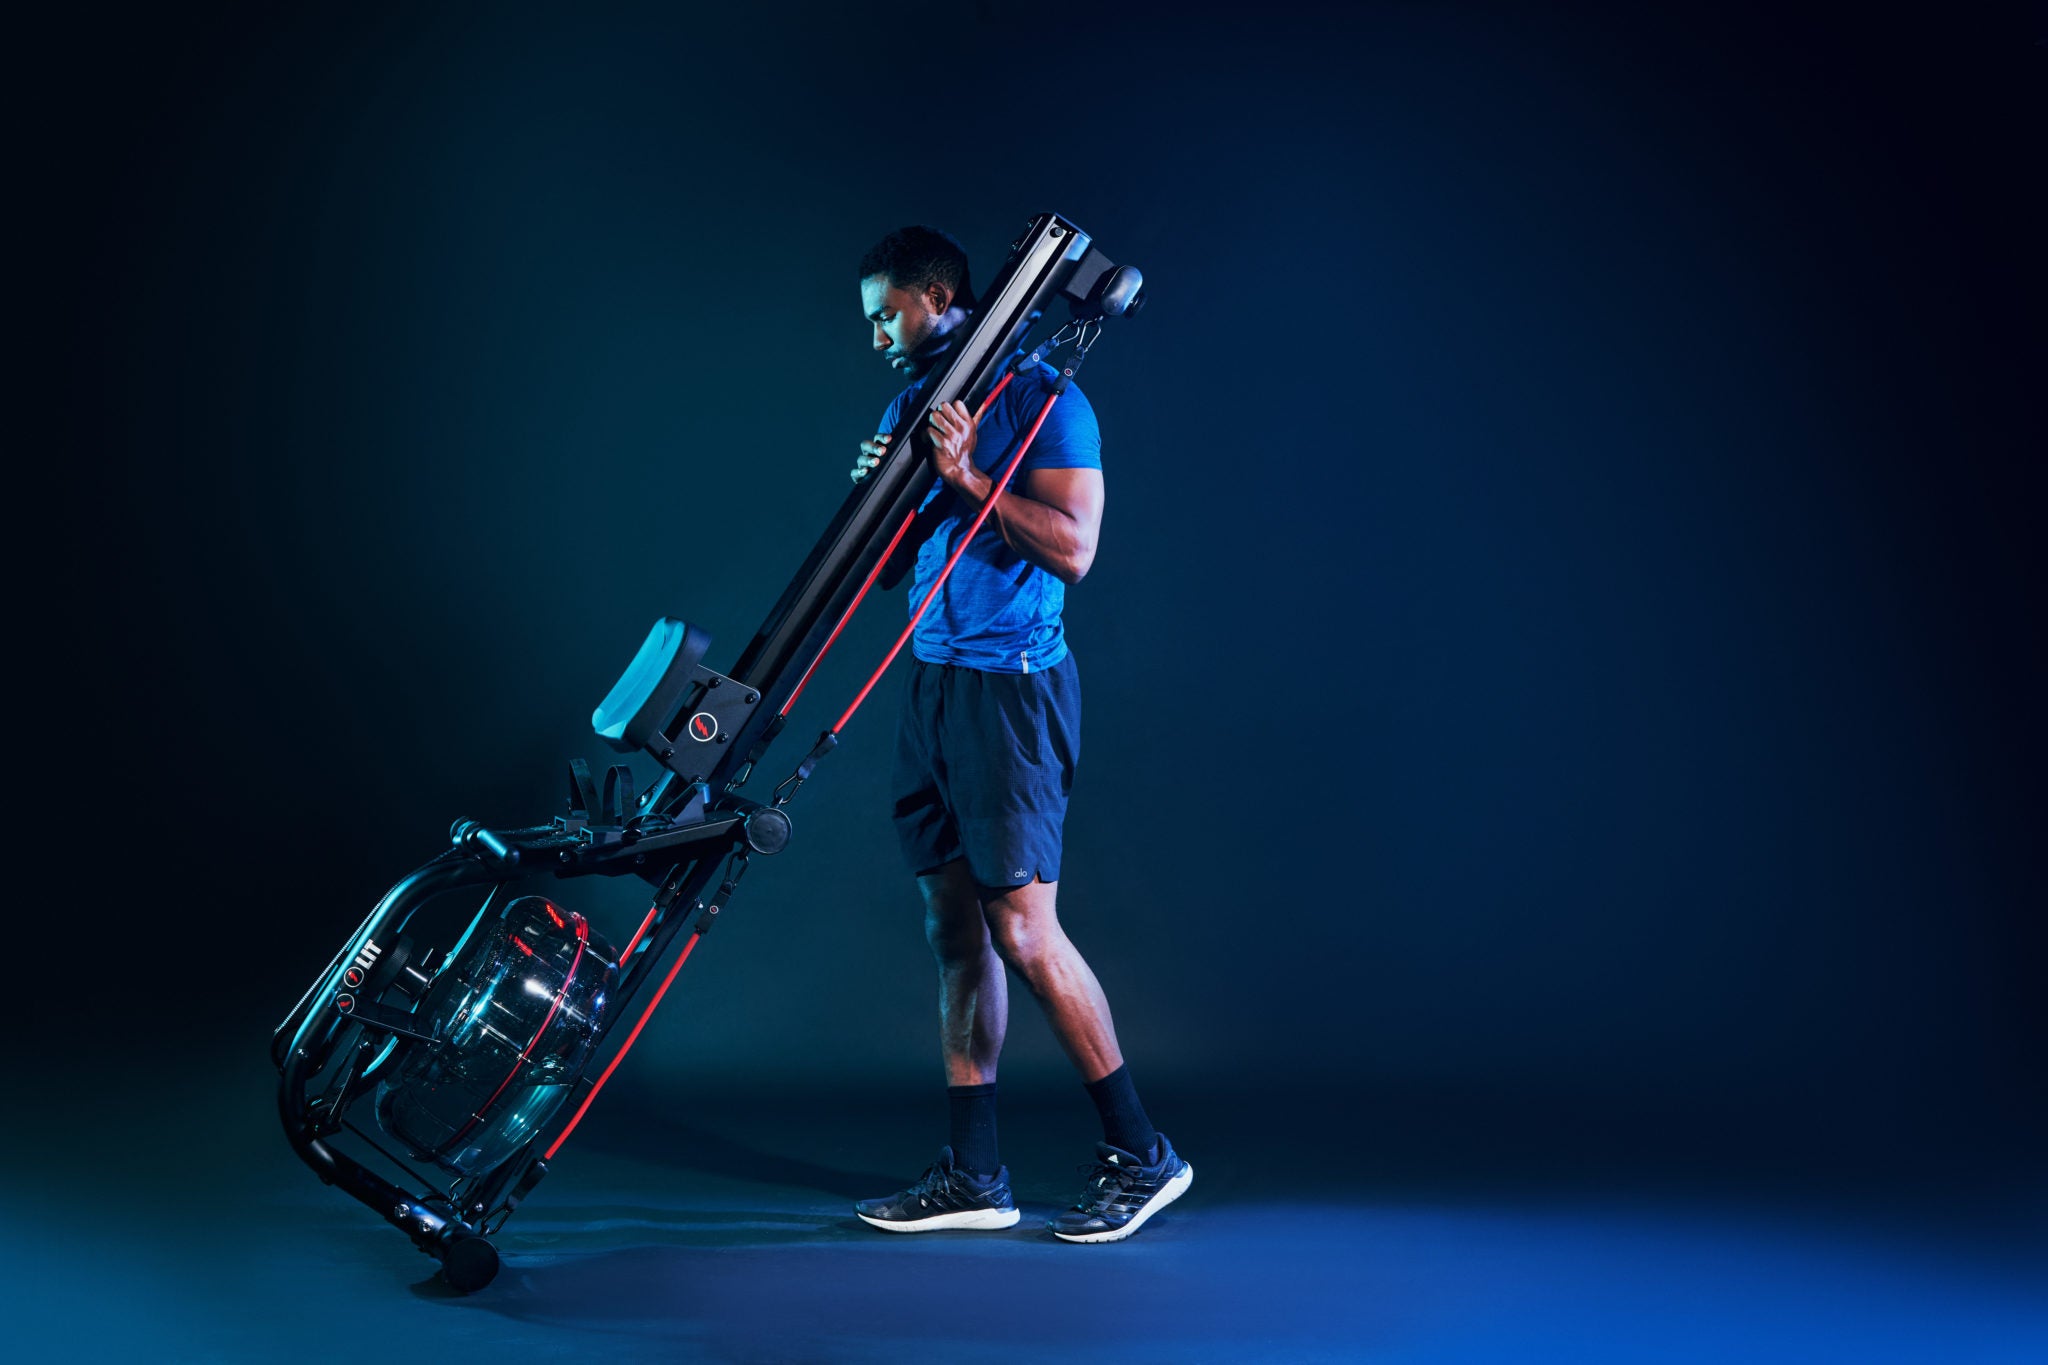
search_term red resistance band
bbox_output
[546,853,745,1158]
[544,371,1062,1164]
[544,930,699,1160]
[830,384,1061,734]
[779,369,1018,720]
[441,906,589,1160]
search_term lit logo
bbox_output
[687,712,718,742]
[344,940,382,988]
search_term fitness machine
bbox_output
[272,210,1144,1291]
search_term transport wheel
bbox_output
[439,1231,500,1293]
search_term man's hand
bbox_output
[852,432,891,482]
[925,401,991,503]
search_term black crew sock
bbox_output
[947,1082,1000,1179]
[1084,1063,1159,1159]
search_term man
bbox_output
[845,225,1192,1243]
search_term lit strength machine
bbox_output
[272,211,1145,1291]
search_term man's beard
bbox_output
[902,312,970,380]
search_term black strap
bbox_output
[601,764,636,826]
[566,759,601,821]
[1052,337,1095,395]
[691,853,750,936]
[726,713,788,792]
[771,732,839,807]
[1012,337,1056,373]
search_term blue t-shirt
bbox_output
[877,360,1102,673]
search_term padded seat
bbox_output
[592,617,711,753]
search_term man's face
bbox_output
[862,274,954,378]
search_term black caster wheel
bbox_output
[438,1231,500,1293]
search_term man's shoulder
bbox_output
[1009,360,1097,420]
[1011,357,1080,394]
[1009,360,1100,471]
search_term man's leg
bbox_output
[922,859,1007,1086]
[979,878,1123,1084]
[851,858,1020,1230]
[922,859,1010,1180]
[854,663,1021,1231]
[983,877,1192,1242]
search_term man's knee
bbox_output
[984,881,1060,976]
[920,861,987,968]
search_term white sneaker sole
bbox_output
[1049,1161,1194,1244]
[855,1205,1022,1233]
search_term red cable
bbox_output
[440,910,590,1158]
[541,374,1034,1166]
[778,372,1018,721]
[976,370,1016,417]
[778,508,917,718]
[831,388,1062,735]
[615,902,661,968]
[544,929,702,1160]
[548,378,1040,1170]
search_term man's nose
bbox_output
[873,323,891,351]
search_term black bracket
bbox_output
[334,994,440,1045]
[647,664,762,786]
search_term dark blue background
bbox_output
[37,2,2044,1174]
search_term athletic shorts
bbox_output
[889,654,1080,889]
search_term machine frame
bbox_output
[272,210,1143,1290]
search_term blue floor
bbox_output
[11,1055,2045,1363]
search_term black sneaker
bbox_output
[1047,1133,1193,1243]
[854,1146,1021,1232]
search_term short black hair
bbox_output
[858,225,976,311]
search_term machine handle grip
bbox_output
[450,819,521,870]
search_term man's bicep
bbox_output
[1020,467,1105,535]
[1015,386,1101,471]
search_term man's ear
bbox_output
[924,281,954,315]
